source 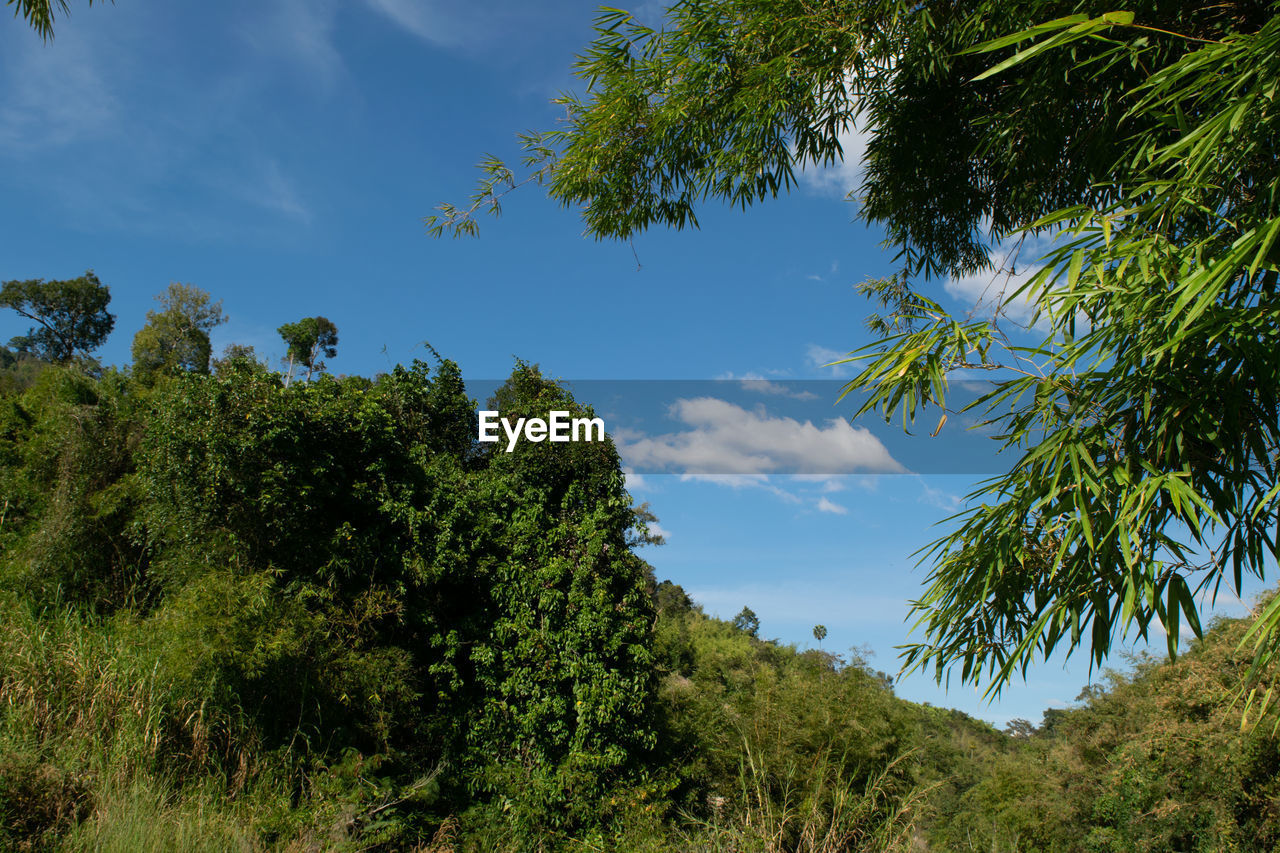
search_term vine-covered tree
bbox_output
[431,0,1280,693]
[0,271,115,364]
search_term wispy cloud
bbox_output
[722,372,819,401]
[362,0,454,45]
[241,0,345,85]
[239,159,314,223]
[647,521,672,541]
[0,26,116,150]
[679,473,804,504]
[676,473,881,515]
[806,260,841,283]
[918,480,963,512]
[816,496,848,515]
[807,344,852,377]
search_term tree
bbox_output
[8,0,104,40]
[627,500,666,547]
[0,271,114,363]
[430,0,1280,691]
[212,343,264,375]
[277,316,338,386]
[813,624,827,645]
[733,606,759,638]
[131,283,227,381]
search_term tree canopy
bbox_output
[431,0,1280,693]
[0,271,115,364]
[277,316,338,384]
[131,283,227,381]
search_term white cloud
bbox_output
[797,117,868,199]
[816,496,848,515]
[672,473,884,509]
[944,233,1064,331]
[619,398,903,476]
[807,344,852,377]
[647,522,672,541]
[623,470,649,492]
[791,474,847,493]
[945,258,1041,327]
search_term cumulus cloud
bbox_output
[618,397,903,476]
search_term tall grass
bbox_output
[668,746,927,853]
[0,589,937,852]
[0,593,240,777]
[0,592,288,851]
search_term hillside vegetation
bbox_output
[0,348,1277,851]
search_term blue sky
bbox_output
[0,0,1261,726]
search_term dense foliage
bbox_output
[1,334,1278,849]
[0,326,1004,850]
[0,346,666,848]
[941,604,1280,852]
[8,2,1280,845]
